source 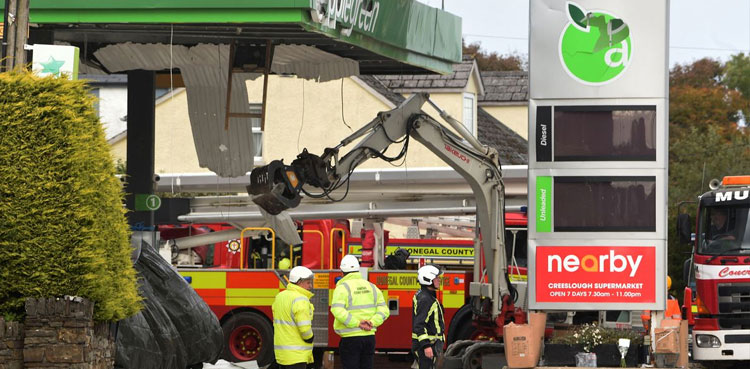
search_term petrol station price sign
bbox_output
[528,0,668,310]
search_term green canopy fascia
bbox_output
[5,0,461,74]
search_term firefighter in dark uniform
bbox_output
[412,265,445,369]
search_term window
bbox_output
[463,93,475,135]
[250,104,263,161]
[698,205,750,255]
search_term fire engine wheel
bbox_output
[222,312,274,366]
[461,342,505,369]
[446,305,490,344]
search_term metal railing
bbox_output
[239,227,283,270]
[330,228,347,269]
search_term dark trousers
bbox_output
[279,363,308,369]
[412,340,443,369]
[339,335,376,369]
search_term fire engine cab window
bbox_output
[554,106,656,161]
[698,205,750,255]
[554,177,656,232]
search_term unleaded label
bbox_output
[536,176,551,232]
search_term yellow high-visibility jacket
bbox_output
[330,272,389,337]
[272,283,315,365]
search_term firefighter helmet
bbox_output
[340,254,360,272]
[289,266,314,283]
[418,265,442,286]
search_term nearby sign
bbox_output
[31,44,79,80]
[135,194,161,211]
[535,246,655,304]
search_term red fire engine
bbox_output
[168,213,529,365]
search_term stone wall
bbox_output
[22,297,114,369]
[0,317,24,369]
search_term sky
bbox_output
[417,0,750,67]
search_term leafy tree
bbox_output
[462,41,526,71]
[670,58,724,89]
[670,85,745,135]
[724,53,750,117]
[0,71,141,321]
[670,58,745,136]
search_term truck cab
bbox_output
[683,176,750,362]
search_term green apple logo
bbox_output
[559,2,631,85]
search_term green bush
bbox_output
[0,71,140,321]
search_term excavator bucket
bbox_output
[247,160,302,214]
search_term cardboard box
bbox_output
[503,323,540,369]
[528,311,547,343]
[322,351,334,369]
[654,327,679,354]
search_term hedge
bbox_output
[0,71,141,321]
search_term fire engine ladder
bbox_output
[157,167,528,269]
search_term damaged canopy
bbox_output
[15,0,462,176]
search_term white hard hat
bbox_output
[418,265,442,286]
[289,266,314,283]
[340,255,360,272]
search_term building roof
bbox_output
[479,71,528,106]
[357,75,527,165]
[477,108,528,165]
[374,58,484,95]
[356,75,406,106]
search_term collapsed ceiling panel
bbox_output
[95,43,260,177]
[272,44,359,82]
[94,42,360,177]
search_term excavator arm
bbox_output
[247,92,512,318]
